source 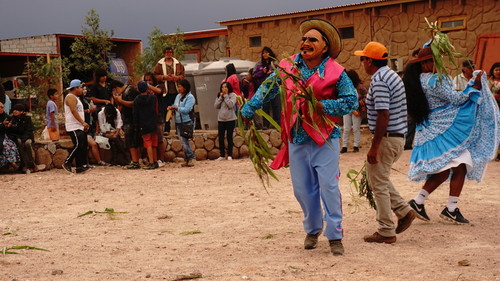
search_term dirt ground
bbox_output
[1,148,499,281]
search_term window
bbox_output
[438,16,466,31]
[389,58,403,73]
[339,26,354,39]
[249,36,262,47]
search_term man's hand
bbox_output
[315,101,324,115]
[164,75,175,82]
[114,95,123,104]
[367,146,378,164]
[472,71,484,90]
[83,122,90,132]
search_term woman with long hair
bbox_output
[168,79,196,167]
[214,82,237,160]
[0,102,20,171]
[254,46,280,129]
[222,63,242,98]
[404,47,499,224]
[488,62,500,161]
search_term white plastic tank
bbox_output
[192,58,255,130]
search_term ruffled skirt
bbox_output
[409,76,499,182]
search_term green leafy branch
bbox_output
[237,96,279,194]
[2,228,19,236]
[346,162,376,211]
[1,245,50,255]
[424,17,466,83]
[77,208,127,218]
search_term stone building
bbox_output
[182,29,229,62]
[218,0,500,83]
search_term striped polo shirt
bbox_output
[366,66,407,134]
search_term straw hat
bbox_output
[408,47,433,63]
[300,18,342,59]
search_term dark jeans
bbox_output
[66,129,88,168]
[262,95,281,129]
[109,137,130,165]
[14,138,35,169]
[218,120,236,157]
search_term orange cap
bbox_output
[354,41,388,60]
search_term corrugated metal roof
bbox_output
[218,0,387,24]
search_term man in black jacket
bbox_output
[8,103,45,173]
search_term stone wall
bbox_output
[34,127,374,169]
[186,35,228,62]
[0,34,58,54]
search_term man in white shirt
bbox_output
[453,59,475,91]
[63,79,90,174]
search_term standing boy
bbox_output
[134,81,159,169]
[46,88,60,141]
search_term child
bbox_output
[45,88,60,141]
[133,81,159,169]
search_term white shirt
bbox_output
[64,93,84,132]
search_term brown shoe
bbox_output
[304,232,321,249]
[396,209,416,234]
[329,240,344,256]
[363,232,396,244]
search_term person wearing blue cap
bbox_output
[63,79,90,174]
[133,81,159,169]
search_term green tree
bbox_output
[20,56,70,128]
[133,27,190,77]
[70,9,115,76]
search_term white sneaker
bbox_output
[36,164,46,171]
[157,160,165,167]
[227,156,233,161]
[216,157,224,161]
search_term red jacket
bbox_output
[271,55,344,169]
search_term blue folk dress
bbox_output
[409,71,500,182]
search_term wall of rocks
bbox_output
[34,129,284,169]
[34,127,374,169]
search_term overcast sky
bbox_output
[0,0,360,46]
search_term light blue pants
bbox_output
[289,138,343,240]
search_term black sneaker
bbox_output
[409,199,430,221]
[126,161,140,169]
[353,147,359,152]
[143,162,158,170]
[62,162,73,173]
[440,207,469,224]
[340,147,348,154]
[75,166,91,174]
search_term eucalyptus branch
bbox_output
[346,162,376,210]
[423,17,466,83]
